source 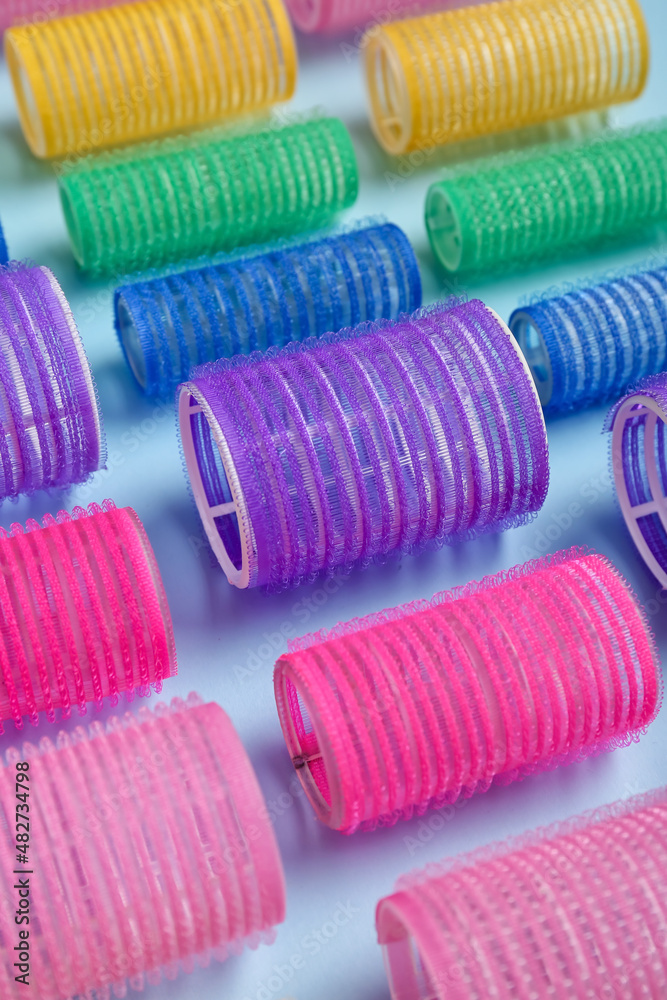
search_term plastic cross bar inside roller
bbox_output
[607,372,667,590]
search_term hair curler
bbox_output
[510,264,667,413]
[275,548,661,833]
[426,121,667,277]
[5,0,297,159]
[115,222,422,399]
[364,0,648,155]
[178,300,549,590]
[0,263,105,498]
[0,500,177,729]
[376,786,667,999]
[0,694,286,998]
[59,117,359,278]
[607,371,667,589]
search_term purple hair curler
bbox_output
[607,371,667,588]
[0,263,105,500]
[178,301,549,590]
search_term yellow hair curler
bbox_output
[5,0,298,159]
[364,0,649,154]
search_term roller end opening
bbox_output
[116,294,148,391]
[425,186,463,274]
[509,311,553,407]
[59,183,86,267]
[365,34,411,155]
[178,386,249,588]
[611,395,667,591]
[5,34,47,158]
[276,669,334,826]
[377,900,436,1000]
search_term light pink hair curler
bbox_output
[274,548,662,833]
[0,694,286,999]
[0,500,176,729]
[376,786,667,999]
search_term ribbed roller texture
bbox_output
[511,264,667,413]
[0,500,176,730]
[377,788,667,999]
[275,549,661,834]
[5,0,297,158]
[0,0,121,32]
[0,695,286,999]
[178,300,549,590]
[426,121,667,276]
[607,372,667,590]
[0,221,7,264]
[0,264,105,499]
[364,0,648,154]
[59,118,359,277]
[115,223,422,399]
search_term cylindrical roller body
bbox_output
[5,0,297,158]
[607,372,667,589]
[115,223,422,399]
[511,265,667,413]
[364,0,648,154]
[0,500,176,729]
[0,222,7,264]
[426,122,667,276]
[178,301,549,590]
[0,264,105,498]
[377,788,667,999]
[275,549,661,833]
[0,696,286,999]
[59,118,359,277]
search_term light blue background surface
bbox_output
[1,3,666,997]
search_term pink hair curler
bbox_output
[376,786,667,999]
[0,500,176,729]
[0,694,286,999]
[274,548,662,833]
